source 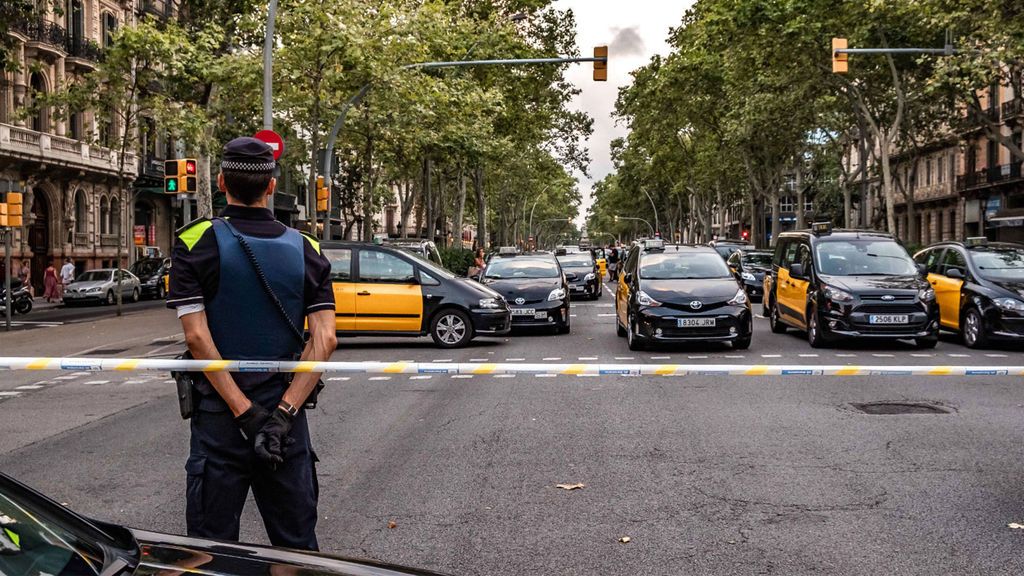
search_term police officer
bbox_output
[167,137,337,550]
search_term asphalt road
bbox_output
[0,296,167,331]
[2,287,1024,575]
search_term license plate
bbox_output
[511,308,535,316]
[869,314,909,324]
[571,285,584,291]
[534,312,547,319]
[677,318,716,328]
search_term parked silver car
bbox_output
[63,268,141,306]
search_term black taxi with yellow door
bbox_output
[615,239,753,351]
[321,241,511,348]
[763,223,939,348]
[914,238,1024,348]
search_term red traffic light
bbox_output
[185,160,197,174]
[741,229,750,239]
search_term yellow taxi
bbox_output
[322,241,511,348]
[914,238,1024,348]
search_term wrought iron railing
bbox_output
[66,37,102,62]
[956,163,1023,190]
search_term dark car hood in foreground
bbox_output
[818,274,925,294]
[133,529,449,576]
[640,278,738,305]
[482,277,561,301]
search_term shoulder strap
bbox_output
[213,218,306,347]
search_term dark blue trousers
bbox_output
[185,389,319,551]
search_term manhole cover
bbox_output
[851,402,949,415]
[91,348,130,355]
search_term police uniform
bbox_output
[167,138,334,550]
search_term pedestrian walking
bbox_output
[17,260,31,297]
[469,247,485,277]
[60,258,75,287]
[168,137,336,551]
[606,243,619,282]
[43,263,59,302]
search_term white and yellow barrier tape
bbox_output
[1,357,1022,377]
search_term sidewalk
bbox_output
[0,305,182,357]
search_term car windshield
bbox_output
[557,254,594,267]
[816,239,917,276]
[640,252,732,279]
[741,253,773,268]
[0,484,105,576]
[76,271,111,283]
[130,261,160,277]
[972,248,1024,281]
[484,258,559,279]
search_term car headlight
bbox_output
[585,273,595,281]
[547,288,566,302]
[918,288,936,302]
[728,288,748,305]
[741,272,755,281]
[636,290,661,307]
[994,297,1024,312]
[824,286,853,302]
[478,297,500,309]
[87,287,103,293]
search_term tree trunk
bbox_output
[716,186,725,240]
[879,129,897,235]
[307,91,321,235]
[423,157,433,240]
[196,154,213,219]
[795,168,805,230]
[749,195,759,248]
[454,169,466,249]
[474,165,486,249]
[399,179,414,237]
[769,192,781,247]
[437,169,446,245]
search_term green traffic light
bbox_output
[166,178,178,192]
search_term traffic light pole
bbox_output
[4,229,11,332]
[320,54,609,241]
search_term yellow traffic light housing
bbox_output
[315,176,328,213]
[593,45,608,82]
[0,201,7,228]
[165,158,198,193]
[5,192,21,228]
[832,38,848,74]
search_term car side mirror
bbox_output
[789,263,805,279]
[946,267,964,280]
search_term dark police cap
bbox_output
[221,137,275,173]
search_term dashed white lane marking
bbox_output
[597,313,617,317]
[986,353,1009,358]
[53,375,79,381]
[872,354,895,358]
[451,375,473,379]
[70,372,91,376]
[725,355,745,359]
[83,380,110,385]
[570,314,578,318]
[579,356,599,361]
[543,357,562,361]
[948,353,971,358]
[614,356,635,360]
[409,375,432,380]
[536,374,556,378]
[327,377,350,381]
[15,385,43,390]
[836,353,857,358]
[754,314,766,319]
[761,354,782,358]
[434,359,453,363]
[0,391,21,397]
[123,380,146,385]
[368,376,391,381]
[688,355,708,359]
[651,356,671,360]
[799,353,819,358]
[494,374,516,379]
[910,353,933,358]
[506,358,525,362]
[163,380,175,384]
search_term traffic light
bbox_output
[0,200,6,228]
[741,229,750,240]
[593,45,608,82]
[832,38,848,74]
[5,192,21,227]
[315,176,328,213]
[165,159,198,193]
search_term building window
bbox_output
[804,197,814,212]
[99,197,109,234]
[110,196,121,236]
[74,190,88,234]
[779,196,795,212]
[102,12,118,48]
[29,72,48,133]
[938,156,945,183]
[926,159,933,187]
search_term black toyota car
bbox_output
[556,250,601,300]
[0,472,446,576]
[726,248,773,302]
[616,240,752,350]
[480,252,571,333]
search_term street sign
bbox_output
[254,129,284,160]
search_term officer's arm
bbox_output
[281,309,337,409]
[180,310,253,417]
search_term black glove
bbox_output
[254,407,295,469]
[235,403,270,442]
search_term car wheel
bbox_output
[733,335,751,350]
[807,305,827,348]
[627,313,645,351]
[430,309,473,348]
[915,336,938,349]
[768,300,787,334]
[131,288,140,303]
[962,308,988,349]
[105,290,115,306]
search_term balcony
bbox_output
[65,37,102,70]
[141,0,168,18]
[956,163,1023,191]
[14,17,68,56]
[1001,99,1023,122]
[0,123,138,179]
[962,107,1000,132]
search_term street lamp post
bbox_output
[263,0,278,211]
[641,188,659,235]
[527,184,552,242]
[614,215,654,236]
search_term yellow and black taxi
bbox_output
[616,239,752,351]
[479,252,572,333]
[709,238,755,260]
[321,241,510,348]
[914,238,1024,348]
[556,249,602,300]
[764,223,939,348]
[726,248,773,302]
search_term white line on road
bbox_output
[986,353,1009,358]
[579,356,598,361]
[409,375,432,380]
[469,358,488,362]
[798,354,819,358]
[688,355,708,359]
[651,356,671,360]
[506,358,525,362]
[15,385,43,390]
[725,355,745,359]
[327,377,350,381]
[451,374,474,379]
[543,357,562,361]
[368,376,391,381]
[433,359,453,363]
[761,354,782,358]
[910,353,933,358]
[948,353,971,358]
[535,374,556,378]
[754,314,766,319]
[494,374,516,378]
[614,356,635,360]
[872,354,894,358]
[0,391,21,397]
[83,380,110,385]
[53,375,79,380]
[597,313,616,317]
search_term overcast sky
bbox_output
[554,0,694,226]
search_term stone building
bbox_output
[1,0,177,294]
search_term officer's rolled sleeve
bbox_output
[303,240,335,313]
[167,229,219,309]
